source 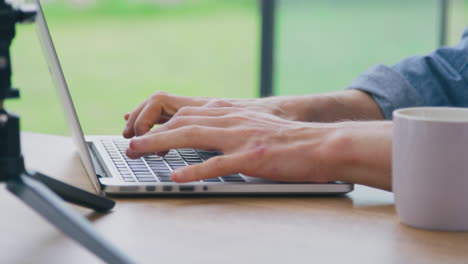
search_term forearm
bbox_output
[275,89,384,122]
[320,121,393,191]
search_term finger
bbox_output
[176,106,243,118]
[149,116,237,134]
[124,93,209,138]
[126,126,232,158]
[123,101,147,138]
[171,153,245,182]
[133,102,164,136]
[133,102,194,136]
[124,113,130,121]
[125,149,154,159]
[203,99,233,108]
[158,114,172,124]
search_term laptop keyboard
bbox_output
[100,139,245,183]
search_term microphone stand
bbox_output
[0,1,134,263]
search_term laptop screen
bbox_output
[35,0,101,193]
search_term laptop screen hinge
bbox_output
[87,142,109,178]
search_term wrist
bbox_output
[280,90,384,123]
[317,121,393,190]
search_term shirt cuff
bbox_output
[346,64,424,120]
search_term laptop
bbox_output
[35,1,353,195]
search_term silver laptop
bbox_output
[35,1,353,195]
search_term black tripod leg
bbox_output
[28,171,115,212]
[7,174,134,264]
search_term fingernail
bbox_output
[130,138,142,147]
[172,169,188,181]
[126,148,137,158]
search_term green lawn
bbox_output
[7,0,467,135]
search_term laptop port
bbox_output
[163,186,173,192]
[119,186,138,192]
[179,185,195,192]
[146,186,156,192]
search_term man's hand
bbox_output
[126,107,393,190]
[123,90,384,139]
[126,107,335,183]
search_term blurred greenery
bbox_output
[8,0,467,136]
[10,0,258,135]
[275,0,438,95]
[275,0,467,96]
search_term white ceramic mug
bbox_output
[393,107,468,231]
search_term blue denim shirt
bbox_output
[347,28,468,120]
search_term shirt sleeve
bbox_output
[346,28,468,120]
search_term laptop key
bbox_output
[123,178,136,182]
[222,178,245,182]
[146,156,164,160]
[166,164,186,168]
[128,162,146,166]
[151,168,171,174]
[146,158,164,162]
[221,174,245,182]
[202,178,222,182]
[127,162,146,165]
[158,177,173,182]
[184,158,202,164]
[149,163,170,168]
[128,164,148,168]
[137,178,157,182]
[166,161,185,165]
[165,159,184,163]
[134,174,153,178]
[159,179,173,183]
[133,171,152,175]
[131,169,152,173]
[197,151,220,161]
[165,160,184,164]
[149,166,171,171]
[221,175,243,179]
[150,169,171,174]
[136,176,155,180]
[146,162,167,166]
[164,155,180,159]
[149,163,169,167]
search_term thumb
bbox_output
[171,154,244,182]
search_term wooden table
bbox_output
[0,132,467,264]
